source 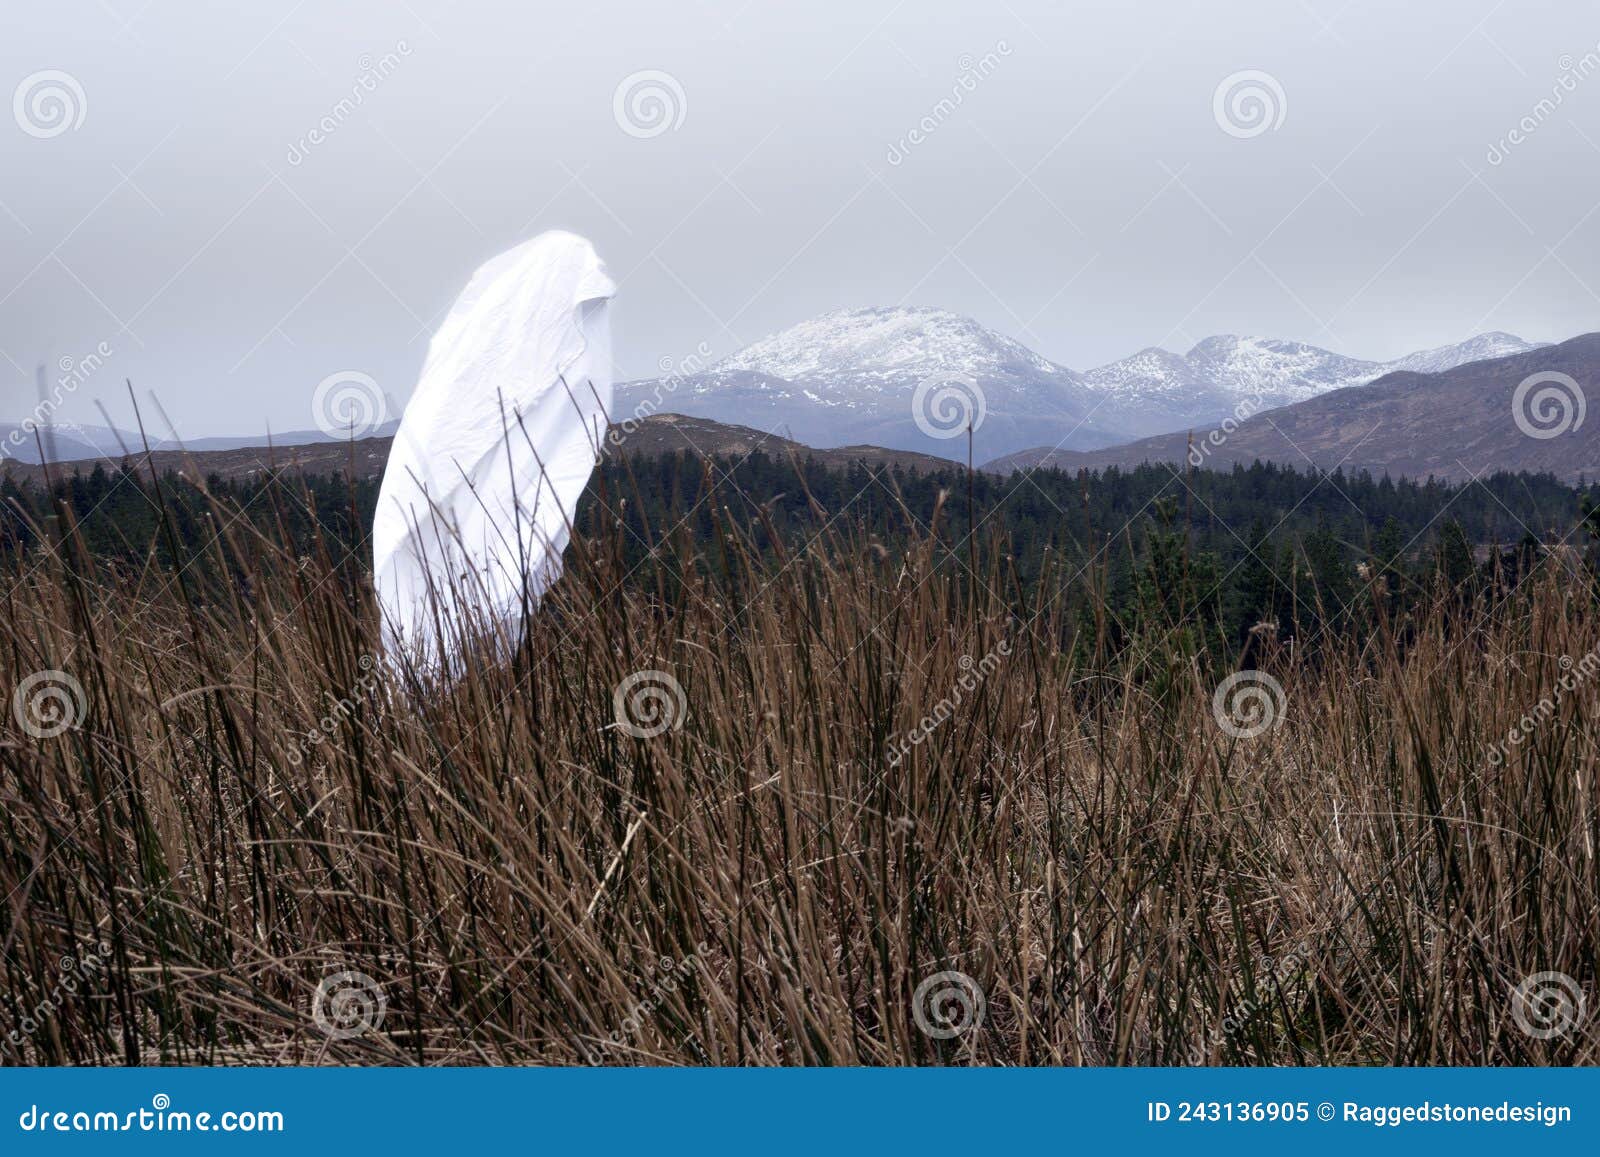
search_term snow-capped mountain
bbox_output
[1080,332,1547,438]
[1385,331,1539,375]
[615,306,1548,461]
[619,307,1116,463]
[715,307,1064,384]
[990,334,1600,482]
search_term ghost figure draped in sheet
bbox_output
[373,231,616,659]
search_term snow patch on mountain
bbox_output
[715,306,1065,383]
[1182,336,1375,400]
[1073,331,1546,437]
[1385,331,1546,375]
[1083,333,1544,407]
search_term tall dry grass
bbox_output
[0,464,1595,1065]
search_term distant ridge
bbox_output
[0,413,957,486]
[0,419,404,466]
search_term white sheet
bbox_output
[373,231,616,658]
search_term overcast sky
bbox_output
[4,0,1599,436]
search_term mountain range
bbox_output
[991,334,1600,483]
[1076,330,1541,440]
[614,306,1545,461]
[6,306,1581,483]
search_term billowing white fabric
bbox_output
[374,231,616,657]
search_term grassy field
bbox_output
[1,465,1596,1065]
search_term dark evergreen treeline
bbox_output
[585,451,1600,662]
[5,452,1597,661]
[0,462,374,573]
